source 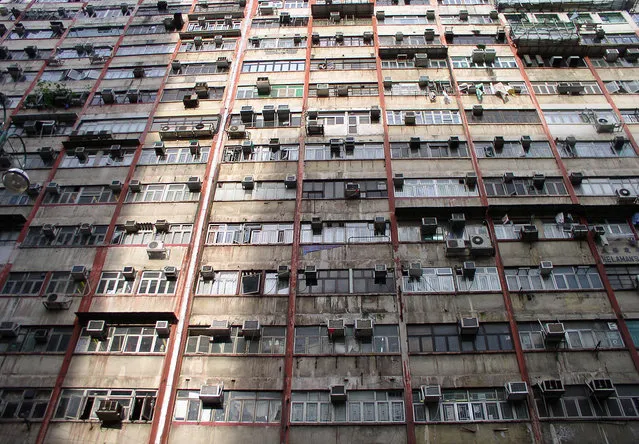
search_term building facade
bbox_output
[1,0,639,443]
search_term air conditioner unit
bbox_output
[0,322,19,337]
[242,176,254,190]
[71,265,89,281]
[129,180,141,192]
[306,119,324,136]
[345,137,355,151]
[109,180,122,193]
[304,265,318,281]
[503,171,515,183]
[595,115,616,133]
[327,319,345,338]
[183,93,199,108]
[96,400,123,423]
[86,320,107,339]
[33,328,49,343]
[520,225,538,241]
[42,293,72,310]
[155,219,170,233]
[374,264,388,280]
[42,224,56,239]
[532,173,545,189]
[460,317,479,335]
[126,88,140,102]
[544,322,565,342]
[187,177,202,192]
[408,262,423,278]
[227,124,246,139]
[345,183,360,199]
[155,320,170,336]
[200,265,215,280]
[469,235,494,257]
[540,261,553,276]
[420,385,442,403]
[393,173,404,189]
[569,172,583,186]
[616,188,636,204]
[200,384,224,405]
[472,105,483,116]
[613,135,625,150]
[337,84,349,96]
[404,111,416,125]
[383,77,393,89]
[465,172,477,187]
[450,213,466,229]
[194,82,209,99]
[355,319,373,337]
[324,384,346,404]
[311,217,322,234]
[122,266,136,280]
[330,138,344,154]
[153,141,166,156]
[420,217,438,236]
[262,105,275,121]
[277,265,290,280]
[539,379,565,399]
[101,88,115,104]
[571,224,588,240]
[124,220,139,233]
[462,261,476,279]
[147,240,167,259]
[210,320,231,337]
[593,225,607,238]
[317,83,330,97]
[256,77,271,95]
[374,216,386,235]
[445,239,466,256]
[587,378,616,399]
[163,266,178,280]
[241,140,254,155]
[242,320,261,337]
[285,175,297,189]
[505,382,528,401]
[79,223,93,236]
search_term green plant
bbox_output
[33,81,73,108]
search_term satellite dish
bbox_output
[2,168,30,193]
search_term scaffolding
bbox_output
[495,0,635,12]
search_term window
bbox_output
[386,110,461,125]
[451,56,517,68]
[242,60,305,72]
[0,189,32,206]
[402,268,455,293]
[531,82,602,95]
[605,265,639,291]
[382,58,447,69]
[170,63,223,75]
[0,327,72,353]
[67,26,124,37]
[300,221,389,244]
[161,87,224,102]
[42,186,117,205]
[494,220,573,240]
[150,116,220,132]
[206,224,294,245]
[558,140,635,158]
[466,110,540,124]
[519,321,623,351]
[1,272,46,295]
[536,385,639,419]
[408,323,513,353]
[395,179,479,198]
[139,146,210,165]
[214,182,296,201]
[196,271,239,295]
[44,272,86,295]
[297,269,396,295]
[75,326,168,353]
[308,84,379,98]
[575,178,639,196]
[186,326,285,354]
[484,177,568,196]
[55,389,157,421]
[381,15,430,24]
[505,267,603,292]
[302,180,388,199]
[544,110,616,125]
[58,150,134,168]
[0,389,52,420]
[398,221,488,243]
[456,267,502,292]
[112,224,193,245]
[229,112,302,128]
[125,184,200,203]
[223,144,299,162]
[310,58,377,71]
[104,66,166,79]
[294,325,400,354]
[96,272,134,295]
[236,84,304,99]
[306,142,384,160]
[474,141,552,158]
[251,17,310,28]
[413,388,527,422]
[76,118,147,134]
[23,225,108,247]
[174,391,281,423]
[116,43,176,56]
[137,271,177,295]
[291,391,404,423]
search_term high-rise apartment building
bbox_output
[1,0,639,443]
